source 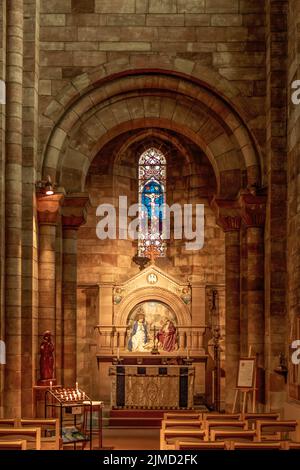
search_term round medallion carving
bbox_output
[147,273,158,284]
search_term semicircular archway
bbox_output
[40,67,263,198]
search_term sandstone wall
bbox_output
[38,0,266,170]
[287,0,300,407]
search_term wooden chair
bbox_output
[203,413,242,421]
[19,418,60,450]
[210,430,256,442]
[256,420,299,442]
[164,412,202,420]
[0,427,41,450]
[162,419,203,431]
[205,420,247,439]
[0,419,16,428]
[175,440,227,450]
[160,429,207,450]
[0,440,27,450]
[230,441,282,450]
[243,413,279,430]
[284,442,300,450]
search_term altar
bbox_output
[109,365,195,409]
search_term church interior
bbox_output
[0,0,300,451]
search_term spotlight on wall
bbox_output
[36,175,55,195]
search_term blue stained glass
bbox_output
[141,181,164,219]
[138,148,166,257]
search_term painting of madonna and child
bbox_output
[127,301,178,353]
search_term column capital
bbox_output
[238,190,266,228]
[37,193,64,225]
[62,193,90,230]
[210,197,241,232]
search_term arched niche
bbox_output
[114,286,191,328]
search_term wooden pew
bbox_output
[203,413,242,421]
[162,419,203,431]
[230,441,282,450]
[285,442,300,450]
[210,430,256,442]
[175,440,227,450]
[0,428,41,450]
[160,429,207,450]
[205,420,247,440]
[242,413,279,430]
[256,420,299,442]
[19,418,60,450]
[0,419,16,428]
[0,440,27,450]
[164,412,202,420]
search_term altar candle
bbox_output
[187,349,190,359]
[117,347,120,360]
[50,380,53,390]
[76,381,78,391]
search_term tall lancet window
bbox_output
[138,148,166,258]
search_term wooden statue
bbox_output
[40,330,54,381]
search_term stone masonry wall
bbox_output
[287,0,300,405]
[38,0,266,170]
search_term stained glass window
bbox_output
[138,148,166,258]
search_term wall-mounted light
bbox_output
[36,175,55,196]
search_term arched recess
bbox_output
[115,287,191,327]
[113,128,194,172]
[40,64,263,198]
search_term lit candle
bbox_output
[50,380,53,390]
[76,381,78,391]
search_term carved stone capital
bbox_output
[62,193,90,230]
[37,193,64,225]
[210,197,241,232]
[238,191,266,228]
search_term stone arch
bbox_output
[115,287,191,327]
[40,63,263,198]
[113,128,194,172]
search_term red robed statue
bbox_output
[157,318,177,352]
[40,330,54,380]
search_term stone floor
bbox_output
[102,428,159,450]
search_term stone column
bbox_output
[239,192,266,370]
[37,194,64,381]
[62,194,89,387]
[222,220,242,410]
[4,0,24,417]
[211,198,241,410]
